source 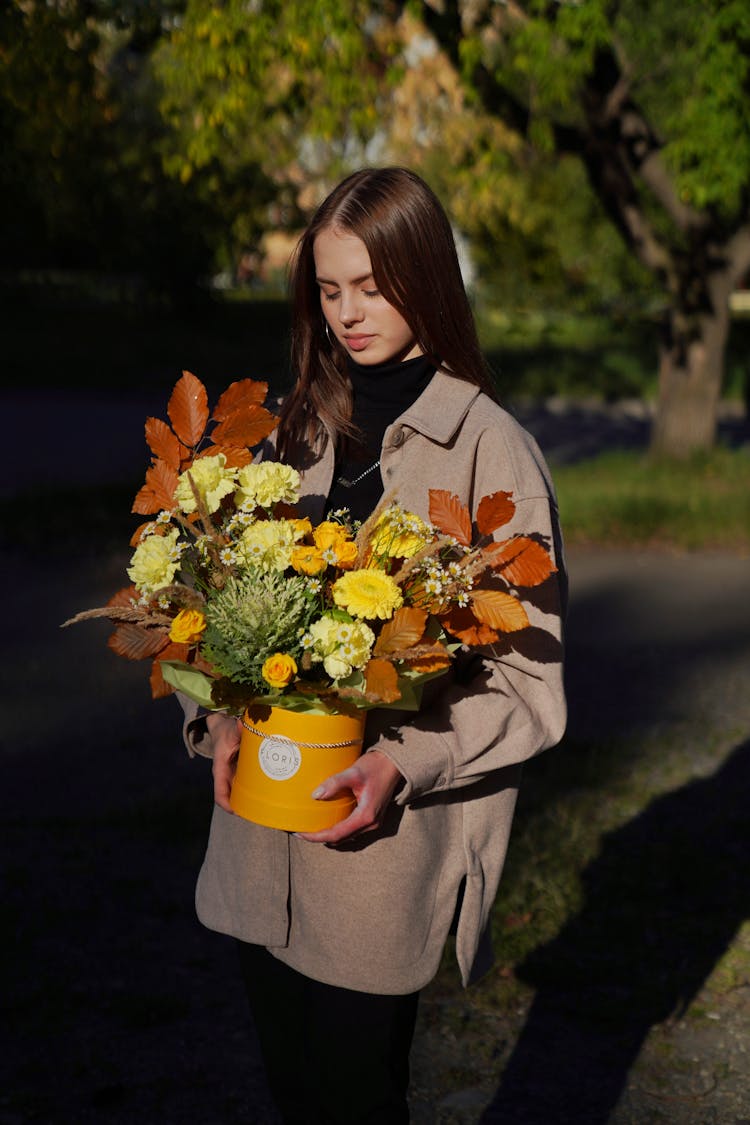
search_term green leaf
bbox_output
[160,661,217,710]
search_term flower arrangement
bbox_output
[64,371,556,716]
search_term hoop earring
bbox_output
[324,321,335,347]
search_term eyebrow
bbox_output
[315,272,375,286]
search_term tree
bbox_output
[151,1,750,453]
[413,0,750,456]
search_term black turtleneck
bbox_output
[326,352,435,521]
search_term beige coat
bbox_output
[182,371,566,994]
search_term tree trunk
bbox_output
[650,274,732,459]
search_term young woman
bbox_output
[181,167,566,1124]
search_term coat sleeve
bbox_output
[368,430,567,803]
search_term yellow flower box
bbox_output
[230,705,366,832]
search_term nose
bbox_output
[337,289,364,326]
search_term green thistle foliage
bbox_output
[201,569,314,694]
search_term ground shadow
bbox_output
[480,737,750,1124]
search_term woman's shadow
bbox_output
[480,736,750,1124]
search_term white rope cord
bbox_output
[241,717,363,750]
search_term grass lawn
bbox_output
[554,447,750,552]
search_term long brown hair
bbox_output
[276,167,496,462]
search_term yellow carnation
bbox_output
[237,519,300,571]
[262,652,298,689]
[235,461,300,509]
[332,569,403,620]
[127,528,180,595]
[174,454,237,514]
[168,608,206,645]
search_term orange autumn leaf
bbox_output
[213,445,254,469]
[403,647,452,674]
[476,491,515,536]
[167,370,209,447]
[150,641,191,699]
[364,658,402,703]
[471,589,529,633]
[213,378,269,420]
[439,606,499,646]
[483,537,557,587]
[108,623,169,661]
[374,607,428,656]
[129,521,155,547]
[150,659,175,699]
[211,405,277,449]
[132,459,179,515]
[428,490,472,546]
[144,416,185,470]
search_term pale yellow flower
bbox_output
[168,608,206,645]
[332,569,403,620]
[308,614,375,679]
[235,461,300,509]
[174,454,237,514]
[368,508,432,559]
[261,652,298,689]
[127,528,181,595]
[237,519,301,571]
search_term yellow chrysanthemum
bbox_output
[332,569,403,620]
[127,528,181,595]
[174,454,237,514]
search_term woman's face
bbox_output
[313,227,421,365]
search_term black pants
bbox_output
[237,942,420,1125]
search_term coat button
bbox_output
[390,428,404,447]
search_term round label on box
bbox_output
[258,736,302,781]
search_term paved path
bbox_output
[3,538,749,1122]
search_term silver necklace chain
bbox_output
[335,459,381,489]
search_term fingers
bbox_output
[298,753,404,845]
[211,716,242,814]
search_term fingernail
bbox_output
[311,786,325,800]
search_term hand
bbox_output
[206,713,243,813]
[296,750,404,845]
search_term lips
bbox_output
[344,334,375,352]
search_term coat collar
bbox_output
[386,369,481,446]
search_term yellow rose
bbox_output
[313,522,349,551]
[290,545,327,575]
[261,652,298,689]
[168,608,206,645]
[334,539,359,569]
